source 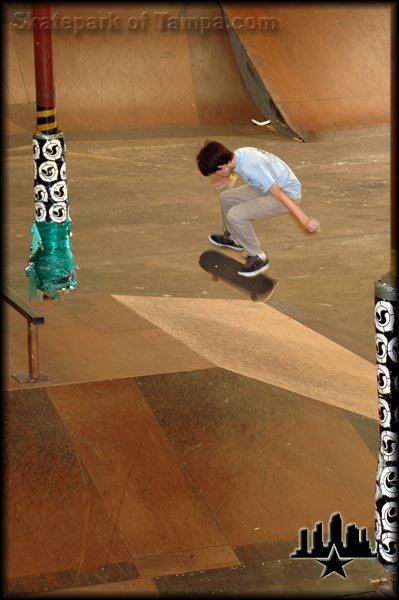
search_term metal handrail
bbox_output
[2,287,48,383]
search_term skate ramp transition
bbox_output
[5,3,390,138]
[221,3,391,139]
[5,3,258,135]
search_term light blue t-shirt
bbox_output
[233,147,301,200]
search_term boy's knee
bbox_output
[226,205,243,226]
[219,189,231,205]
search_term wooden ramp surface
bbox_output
[3,293,212,391]
[6,4,390,138]
[114,295,378,421]
[5,372,380,596]
[4,291,382,596]
[222,3,390,138]
[5,4,259,135]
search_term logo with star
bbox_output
[316,544,353,578]
[291,513,376,579]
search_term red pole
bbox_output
[32,4,57,133]
[27,2,78,300]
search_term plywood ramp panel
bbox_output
[222,3,390,137]
[5,387,139,581]
[5,3,259,133]
[137,369,377,548]
[5,24,31,104]
[184,3,259,125]
[3,295,212,391]
[113,296,378,421]
[47,379,233,556]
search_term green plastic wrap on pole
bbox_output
[25,218,78,300]
[28,130,77,300]
[30,222,43,254]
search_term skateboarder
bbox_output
[196,141,321,277]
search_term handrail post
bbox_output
[2,287,49,384]
[27,321,40,382]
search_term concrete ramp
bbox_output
[222,3,391,139]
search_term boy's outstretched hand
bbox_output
[304,217,321,233]
[268,184,320,234]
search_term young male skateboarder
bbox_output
[196,140,321,277]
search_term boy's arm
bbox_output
[212,173,237,189]
[269,183,321,233]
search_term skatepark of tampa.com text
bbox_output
[10,10,280,35]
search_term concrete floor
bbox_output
[4,124,393,597]
[6,123,391,361]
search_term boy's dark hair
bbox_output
[196,140,234,176]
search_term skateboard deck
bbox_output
[199,249,277,302]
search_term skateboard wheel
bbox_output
[212,274,218,281]
[251,293,258,301]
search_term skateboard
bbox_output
[199,249,277,302]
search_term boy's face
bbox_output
[216,164,232,177]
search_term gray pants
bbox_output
[220,184,296,256]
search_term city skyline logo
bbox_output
[291,512,377,578]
